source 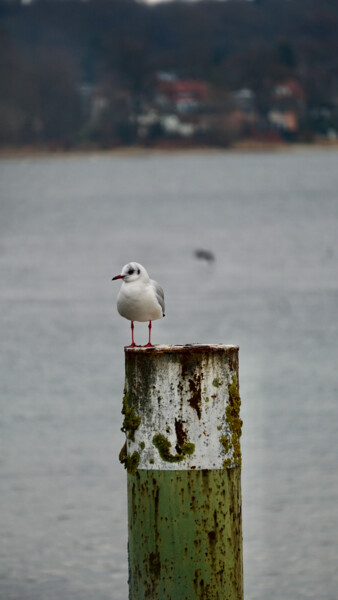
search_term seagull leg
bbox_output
[143,321,153,347]
[126,321,138,348]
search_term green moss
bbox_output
[212,377,223,388]
[149,458,155,465]
[119,388,142,474]
[205,397,210,403]
[218,376,242,468]
[152,434,182,463]
[181,442,195,456]
[152,433,195,463]
[121,393,141,441]
[219,435,230,455]
[124,451,140,474]
[225,375,243,468]
[119,443,140,474]
[229,375,241,410]
[119,441,127,464]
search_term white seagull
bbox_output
[112,262,165,347]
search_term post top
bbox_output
[125,343,239,354]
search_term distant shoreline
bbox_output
[0,140,337,159]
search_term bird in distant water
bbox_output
[112,262,165,347]
[194,249,215,263]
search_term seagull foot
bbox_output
[143,343,154,348]
[125,343,140,348]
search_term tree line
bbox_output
[0,0,337,147]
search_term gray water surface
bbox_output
[1,150,337,599]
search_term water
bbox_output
[0,149,337,600]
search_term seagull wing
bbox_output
[151,280,165,316]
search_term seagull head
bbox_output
[112,262,149,283]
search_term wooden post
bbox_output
[119,344,243,600]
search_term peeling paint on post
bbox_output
[120,344,243,600]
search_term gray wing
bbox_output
[152,279,165,316]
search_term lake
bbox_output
[1,148,337,600]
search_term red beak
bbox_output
[112,274,125,281]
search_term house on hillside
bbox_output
[267,79,306,140]
[232,88,256,114]
[155,73,211,114]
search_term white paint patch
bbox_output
[125,345,240,470]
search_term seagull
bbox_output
[194,248,215,263]
[112,262,165,347]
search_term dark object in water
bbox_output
[194,249,215,262]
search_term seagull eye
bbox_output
[128,268,134,275]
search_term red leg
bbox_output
[126,321,138,348]
[143,321,154,347]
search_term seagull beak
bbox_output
[112,274,125,281]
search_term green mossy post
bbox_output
[120,344,243,600]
